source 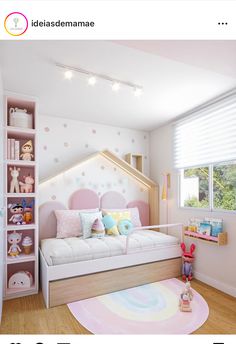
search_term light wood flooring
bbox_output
[0,279,235,334]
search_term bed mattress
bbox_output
[41,230,179,266]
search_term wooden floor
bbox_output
[0,279,235,334]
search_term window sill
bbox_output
[179,206,236,215]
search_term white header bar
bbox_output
[0,1,236,39]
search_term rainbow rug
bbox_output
[67,278,209,334]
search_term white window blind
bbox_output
[173,89,236,169]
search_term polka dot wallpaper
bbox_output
[39,115,150,205]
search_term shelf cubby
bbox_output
[7,164,35,194]
[7,228,35,263]
[6,97,36,129]
[6,130,35,162]
[7,196,35,226]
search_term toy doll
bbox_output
[20,140,34,161]
[22,198,34,224]
[8,231,22,257]
[180,242,196,281]
[8,203,26,225]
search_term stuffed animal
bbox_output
[8,231,22,257]
[20,140,34,161]
[22,199,34,224]
[179,291,192,312]
[9,166,20,193]
[180,242,196,281]
[8,203,26,225]
[19,174,34,193]
[8,271,33,289]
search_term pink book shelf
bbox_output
[184,230,227,246]
[4,93,38,300]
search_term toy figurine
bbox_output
[19,174,34,193]
[9,166,20,193]
[8,231,22,257]
[185,281,194,301]
[8,203,26,225]
[22,199,34,224]
[179,291,192,312]
[20,140,34,161]
[180,242,196,281]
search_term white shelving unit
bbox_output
[3,93,38,300]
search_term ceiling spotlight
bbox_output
[88,75,97,86]
[112,82,120,92]
[133,87,143,97]
[64,70,73,80]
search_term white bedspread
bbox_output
[41,230,179,266]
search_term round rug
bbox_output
[67,278,209,334]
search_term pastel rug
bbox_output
[67,278,209,334]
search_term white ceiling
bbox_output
[0,40,236,131]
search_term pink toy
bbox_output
[19,174,34,193]
[20,140,34,161]
[8,231,22,257]
[180,242,196,281]
[9,166,20,193]
[8,203,26,225]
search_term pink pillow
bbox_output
[102,207,142,227]
[55,209,98,238]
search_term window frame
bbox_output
[179,160,236,213]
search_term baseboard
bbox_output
[194,271,236,297]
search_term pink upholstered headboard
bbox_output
[39,188,149,240]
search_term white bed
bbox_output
[39,189,183,308]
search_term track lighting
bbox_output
[64,70,73,80]
[57,63,143,96]
[88,75,97,86]
[112,82,120,92]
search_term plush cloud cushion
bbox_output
[103,210,131,222]
[80,211,102,239]
[55,209,98,239]
[102,208,141,227]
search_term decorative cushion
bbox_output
[80,211,102,239]
[102,208,141,227]
[102,214,119,236]
[103,210,131,223]
[91,218,105,238]
[55,209,98,239]
[118,219,134,236]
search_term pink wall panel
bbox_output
[100,191,126,209]
[69,189,99,210]
[127,200,149,226]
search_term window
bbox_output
[180,167,209,209]
[213,162,236,211]
[174,89,236,212]
[180,162,236,211]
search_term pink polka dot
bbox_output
[43,145,47,150]
[44,127,50,132]
[63,123,68,128]
[54,158,59,163]
[85,144,89,148]
[92,129,96,134]
[117,131,121,136]
[82,171,85,176]
[51,195,56,200]
[101,166,105,170]
[64,142,69,147]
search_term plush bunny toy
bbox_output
[180,242,196,281]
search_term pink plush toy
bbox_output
[19,174,34,193]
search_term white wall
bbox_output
[38,115,150,206]
[150,123,236,297]
[39,115,149,181]
[0,68,4,321]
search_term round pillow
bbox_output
[118,219,133,236]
